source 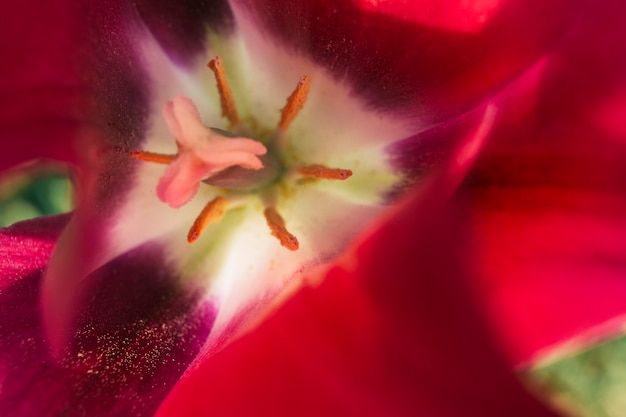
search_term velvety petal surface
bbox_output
[133,0,235,64]
[156,164,559,417]
[461,0,626,364]
[45,0,450,353]
[22,1,585,415]
[0,216,215,417]
[0,1,84,172]
[231,0,568,123]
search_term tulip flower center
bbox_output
[130,57,352,250]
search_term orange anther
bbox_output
[187,196,228,243]
[130,150,177,165]
[208,57,242,127]
[263,207,299,251]
[278,75,310,131]
[297,164,352,180]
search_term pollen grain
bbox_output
[208,57,242,128]
[264,207,299,251]
[187,196,228,243]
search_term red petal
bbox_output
[466,125,626,364]
[0,2,85,172]
[232,0,568,123]
[353,0,503,33]
[463,0,626,363]
[156,176,556,416]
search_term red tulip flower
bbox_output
[2,0,625,416]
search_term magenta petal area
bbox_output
[233,0,567,123]
[156,180,558,417]
[0,1,84,172]
[0,217,215,417]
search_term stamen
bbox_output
[297,164,353,180]
[130,150,176,165]
[207,57,242,127]
[187,196,228,243]
[264,207,299,251]
[278,75,311,131]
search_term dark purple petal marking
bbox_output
[234,0,568,124]
[81,0,234,215]
[0,220,215,417]
[134,0,234,65]
[83,1,151,215]
[385,107,487,202]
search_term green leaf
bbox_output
[526,333,626,417]
[0,172,72,227]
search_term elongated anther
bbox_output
[130,150,177,165]
[278,75,311,131]
[208,57,242,127]
[264,207,299,251]
[188,196,228,243]
[297,164,352,180]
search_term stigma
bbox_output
[130,56,353,250]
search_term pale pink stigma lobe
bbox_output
[157,95,267,208]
